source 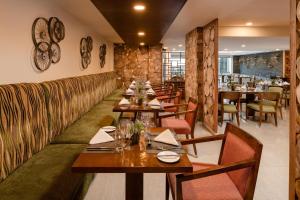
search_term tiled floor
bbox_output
[84,108,289,200]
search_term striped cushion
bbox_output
[0,83,49,182]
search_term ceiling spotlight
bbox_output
[138,32,145,36]
[133,4,145,11]
[241,44,246,48]
[178,44,183,47]
[246,22,253,26]
[139,42,145,46]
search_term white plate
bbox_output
[101,126,116,133]
[157,151,180,163]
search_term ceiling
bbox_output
[161,0,290,54]
[91,0,186,46]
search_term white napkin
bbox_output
[129,84,136,89]
[89,129,114,144]
[147,88,155,94]
[154,129,179,146]
[283,81,290,85]
[146,81,151,84]
[145,84,151,89]
[132,81,136,84]
[126,88,134,94]
[119,98,130,105]
[148,98,160,106]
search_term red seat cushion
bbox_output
[161,118,191,134]
[168,163,243,200]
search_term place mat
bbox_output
[145,134,186,154]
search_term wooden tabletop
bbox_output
[72,127,193,173]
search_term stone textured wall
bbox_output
[185,19,218,133]
[202,19,218,133]
[114,44,162,85]
[185,27,203,119]
[233,51,284,78]
[284,50,290,79]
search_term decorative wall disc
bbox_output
[32,17,51,47]
[32,16,65,72]
[99,44,107,68]
[80,36,93,69]
[34,42,52,71]
[50,42,61,64]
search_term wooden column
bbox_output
[290,0,297,199]
[202,19,219,134]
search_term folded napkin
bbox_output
[89,129,114,144]
[154,129,179,146]
[129,84,136,89]
[132,81,136,84]
[119,98,130,105]
[148,98,160,106]
[145,84,151,89]
[283,81,290,85]
[147,88,155,94]
[126,88,134,94]
[146,81,151,84]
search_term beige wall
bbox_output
[0,0,114,84]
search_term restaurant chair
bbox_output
[159,90,182,116]
[246,92,280,127]
[282,85,290,108]
[155,84,174,101]
[166,123,263,200]
[218,92,241,126]
[159,97,198,155]
[268,86,283,119]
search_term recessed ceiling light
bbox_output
[139,42,145,46]
[224,48,229,51]
[138,32,145,36]
[241,44,246,48]
[246,22,253,26]
[276,48,280,51]
[178,44,183,47]
[133,4,145,11]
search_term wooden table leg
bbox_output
[126,173,143,200]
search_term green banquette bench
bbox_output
[0,72,123,200]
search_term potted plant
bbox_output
[129,120,144,145]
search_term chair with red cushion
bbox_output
[166,123,263,200]
[159,90,182,114]
[159,97,198,155]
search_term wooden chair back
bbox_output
[184,97,198,132]
[220,92,241,111]
[219,123,263,199]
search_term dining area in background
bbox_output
[71,78,264,200]
[218,74,290,127]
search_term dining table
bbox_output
[112,100,165,126]
[72,127,193,200]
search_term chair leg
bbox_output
[259,112,262,127]
[274,113,278,126]
[165,175,169,200]
[265,113,267,121]
[191,132,197,156]
[279,107,283,119]
[236,112,240,126]
[220,112,224,126]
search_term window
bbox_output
[162,51,185,81]
[218,56,232,74]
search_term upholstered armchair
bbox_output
[166,123,263,200]
[218,91,241,126]
[159,90,182,114]
[268,86,283,119]
[159,97,198,155]
[246,92,280,126]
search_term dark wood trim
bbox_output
[290,0,297,199]
[126,173,143,200]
